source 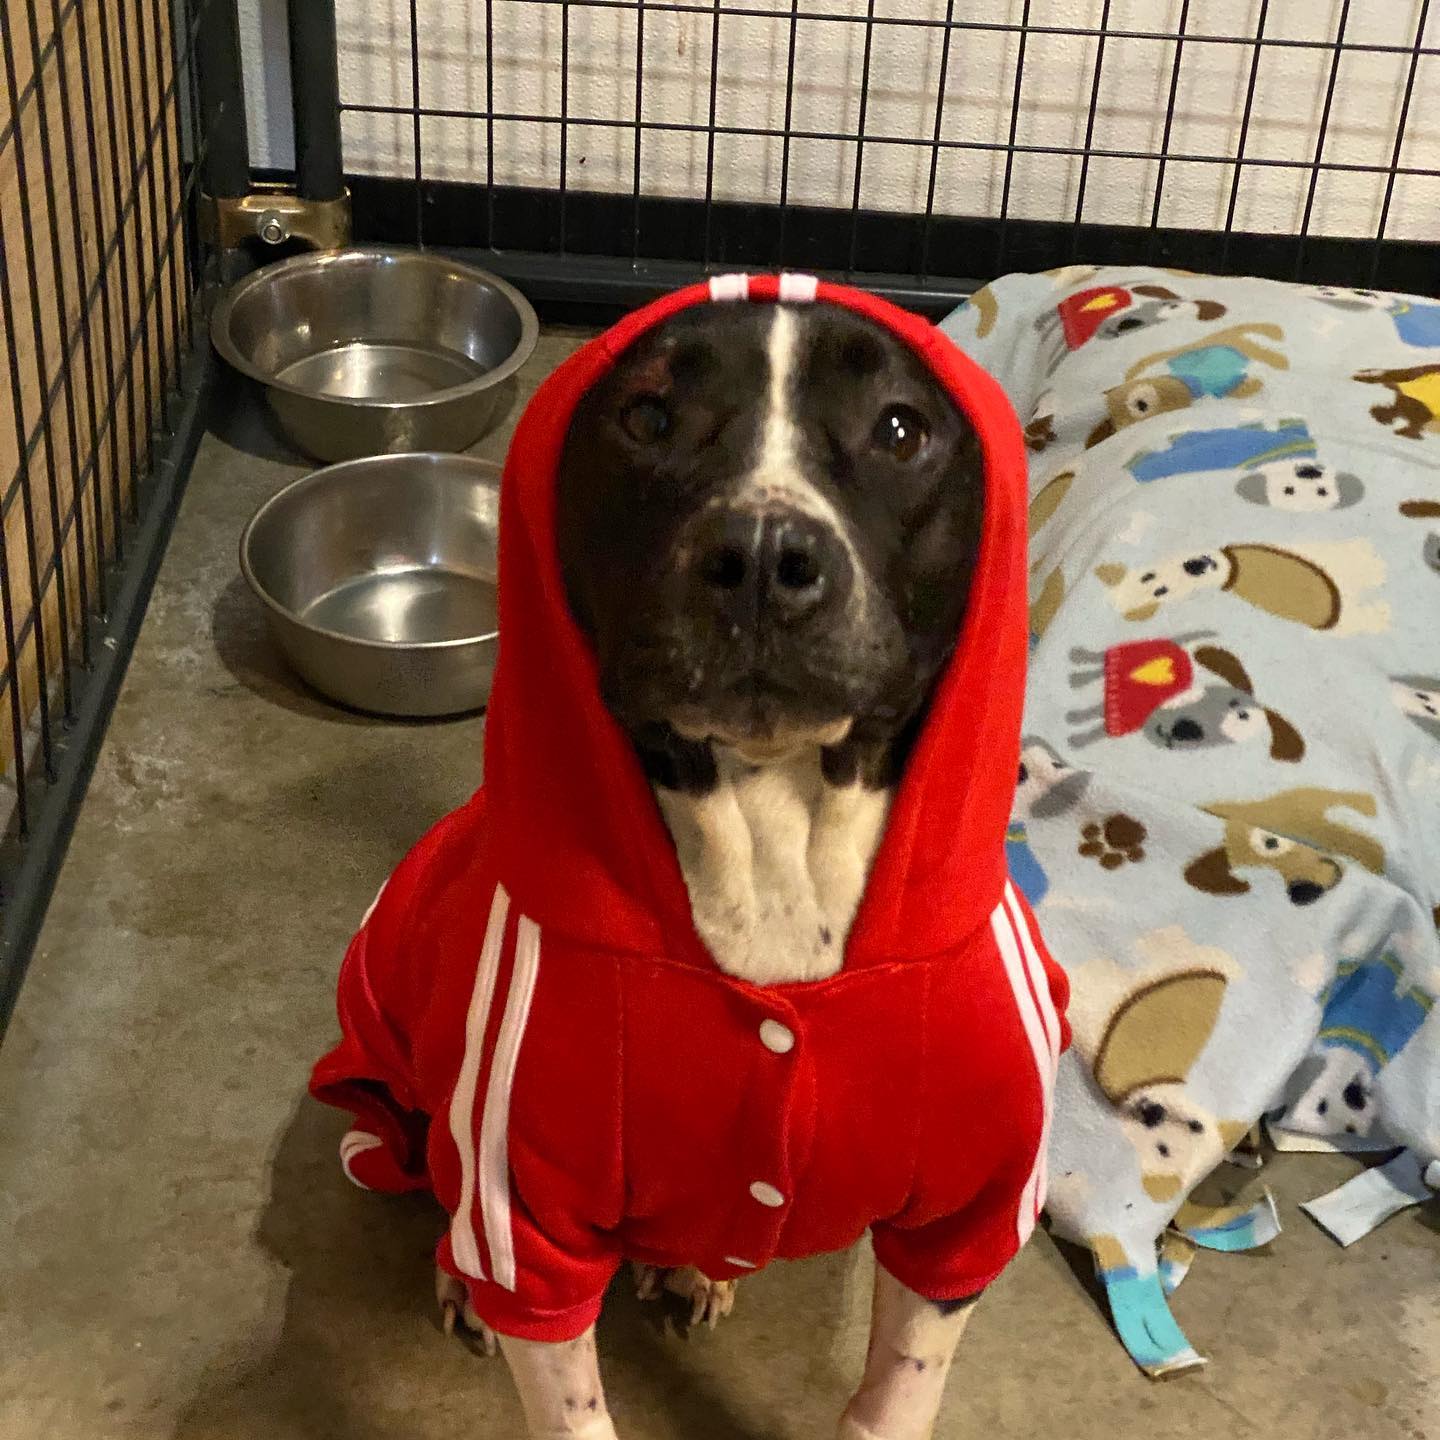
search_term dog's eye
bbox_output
[872,405,929,462]
[620,395,672,444]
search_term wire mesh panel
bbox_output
[317,0,1439,307]
[0,0,209,1015]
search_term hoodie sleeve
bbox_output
[872,886,1067,1301]
[309,799,488,1194]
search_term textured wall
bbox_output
[240,0,1438,240]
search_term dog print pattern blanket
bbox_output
[941,269,1440,1377]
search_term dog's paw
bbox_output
[634,1263,737,1330]
[436,1267,499,1357]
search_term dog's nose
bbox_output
[691,507,851,626]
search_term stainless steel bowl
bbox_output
[240,453,501,717]
[211,248,538,462]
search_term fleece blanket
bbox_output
[940,268,1440,1375]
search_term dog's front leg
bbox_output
[838,1268,979,1440]
[498,1328,620,1440]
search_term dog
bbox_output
[1095,538,1390,634]
[1234,456,1363,512]
[1085,324,1289,447]
[1354,363,1440,439]
[557,296,986,987]
[1069,936,1247,1204]
[315,281,1065,1440]
[1035,282,1227,374]
[537,294,990,1436]
[1392,675,1440,742]
[1183,787,1385,906]
[1066,634,1304,760]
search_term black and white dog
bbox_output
[559,299,984,986]
[446,298,994,1439]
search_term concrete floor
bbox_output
[1,327,1438,1440]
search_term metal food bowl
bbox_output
[211,247,538,462]
[240,453,501,717]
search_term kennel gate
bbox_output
[260,0,1440,314]
[0,0,252,1035]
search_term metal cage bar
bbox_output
[316,0,1439,313]
[0,0,218,1042]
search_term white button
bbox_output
[724,1255,758,1269]
[750,1181,786,1208]
[759,1019,795,1054]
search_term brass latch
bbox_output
[201,183,352,252]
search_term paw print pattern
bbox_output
[1080,813,1148,870]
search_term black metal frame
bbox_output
[0,0,226,1041]
[302,0,1437,314]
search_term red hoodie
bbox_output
[310,273,1070,1344]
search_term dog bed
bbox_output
[940,267,1440,1375]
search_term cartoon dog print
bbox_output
[1069,931,1248,1204]
[1007,737,1092,905]
[1086,324,1288,448]
[1025,469,1075,643]
[1112,413,1361,510]
[1235,455,1363,512]
[1400,499,1440,573]
[1067,632,1304,760]
[1029,466,1075,539]
[1309,284,1440,348]
[1095,538,1390,635]
[1281,955,1435,1139]
[1184,787,1384,906]
[1391,675,1440,742]
[1036,283,1227,374]
[1125,418,1314,484]
[963,282,1000,339]
[1354,363,1440,439]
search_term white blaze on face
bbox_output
[737,305,863,586]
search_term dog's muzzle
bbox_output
[683,503,854,632]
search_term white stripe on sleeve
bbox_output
[990,900,1051,1244]
[479,915,543,1293]
[447,884,511,1280]
[1003,883,1061,1218]
[1004,882,1060,1061]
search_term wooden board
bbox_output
[1,0,188,777]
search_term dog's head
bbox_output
[1391,676,1440,741]
[1307,284,1392,315]
[1186,826,1342,906]
[556,302,985,768]
[1147,689,1285,755]
[1235,457,1363,512]
[1016,736,1089,819]
[1095,551,1229,622]
[1119,1084,1229,1203]
[1090,287,1226,341]
[1281,1047,1378,1138]
[1087,375,1194,447]
[1149,645,1305,760]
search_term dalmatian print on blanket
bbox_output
[942,267,1440,1377]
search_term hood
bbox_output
[480,273,1030,972]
